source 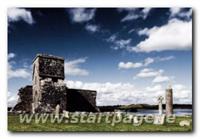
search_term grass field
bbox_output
[8,113,192,132]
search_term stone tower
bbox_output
[165,84,173,116]
[32,54,67,113]
[13,54,99,113]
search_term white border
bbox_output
[0,0,199,138]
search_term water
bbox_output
[129,109,192,116]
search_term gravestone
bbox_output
[55,104,60,119]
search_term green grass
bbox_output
[8,113,192,132]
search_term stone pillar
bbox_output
[158,96,163,115]
[55,104,60,119]
[166,86,173,116]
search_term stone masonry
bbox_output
[32,54,67,113]
[165,84,173,116]
[13,54,99,113]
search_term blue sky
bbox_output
[8,8,192,106]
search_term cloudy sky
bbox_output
[8,8,192,107]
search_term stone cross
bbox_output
[158,96,164,115]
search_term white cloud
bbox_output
[107,38,132,50]
[173,84,185,90]
[8,64,31,79]
[146,83,192,104]
[157,56,175,61]
[69,8,96,23]
[65,57,89,76]
[116,39,132,47]
[135,68,170,84]
[8,8,34,24]
[170,8,182,17]
[66,80,145,105]
[138,28,149,36]
[118,56,174,70]
[141,8,152,19]
[112,39,132,50]
[8,53,16,60]
[118,62,143,69]
[146,84,162,92]
[118,57,153,69]
[170,8,192,19]
[106,34,132,50]
[178,9,192,19]
[131,18,192,52]
[144,57,154,66]
[121,12,139,22]
[85,24,99,33]
[136,68,164,78]
[152,75,170,83]
[8,91,18,107]
[128,29,135,34]
[106,34,117,42]
[173,84,192,104]
[8,53,31,79]
[65,80,192,105]
[119,8,152,22]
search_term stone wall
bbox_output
[35,79,67,113]
[67,89,99,112]
[12,86,99,113]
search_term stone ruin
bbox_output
[12,54,99,113]
[165,84,173,116]
[12,86,32,113]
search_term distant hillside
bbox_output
[98,104,192,112]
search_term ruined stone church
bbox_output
[13,54,99,113]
